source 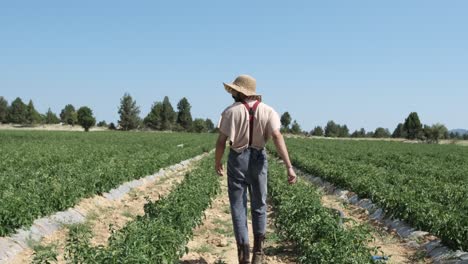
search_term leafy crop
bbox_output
[0,131,215,236]
[268,156,377,263]
[268,138,468,251]
[64,153,220,263]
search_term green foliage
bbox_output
[403,112,423,140]
[44,108,60,124]
[273,138,468,251]
[26,100,42,124]
[161,96,176,130]
[192,118,207,133]
[60,104,78,126]
[0,96,8,123]
[392,123,406,138]
[144,101,163,130]
[311,126,324,136]
[118,93,141,131]
[423,123,449,143]
[108,122,117,130]
[0,131,215,236]
[205,118,215,132]
[267,156,376,263]
[373,127,391,138]
[176,97,193,131]
[97,120,107,127]
[8,97,28,124]
[64,153,220,263]
[351,128,366,138]
[77,106,96,132]
[290,120,302,134]
[324,121,349,137]
[280,112,291,131]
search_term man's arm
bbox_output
[215,132,228,176]
[272,129,297,184]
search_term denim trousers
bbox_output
[227,147,268,245]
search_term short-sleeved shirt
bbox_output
[217,100,281,153]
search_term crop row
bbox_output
[268,138,468,251]
[0,131,215,236]
[59,152,220,263]
[267,155,377,263]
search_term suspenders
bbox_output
[242,100,261,147]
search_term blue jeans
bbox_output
[227,148,268,245]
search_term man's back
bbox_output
[218,100,281,152]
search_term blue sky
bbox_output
[1,0,467,132]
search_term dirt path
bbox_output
[8,157,203,264]
[321,194,431,264]
[180,177,295,264]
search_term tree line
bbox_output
[0,94,214,133]
[280,111,467,143]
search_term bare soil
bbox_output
[180,177,295,264]
[321,194,431,264]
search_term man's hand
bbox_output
[216,162,224,176]
[287,167,297,184]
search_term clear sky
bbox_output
[1,0,467,132]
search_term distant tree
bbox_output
[325,121,340,137]
[118,93,141,131]
[205,118,215,132]
[403,112,423,140]
[160,96,176,130]
[311,126,324,136]
[291,120,302,134]
[44,108,60,124]
[366,131,375,138]
[338,125,350,138]
[392,123,406,138]
[8,97,28,124]
[108,122,117,130]
[77,106,96,132]
[144,102,163,130]
[280,112,292,131]
[424,123,448,143]
[464,134,468,140]
[26,100,42,124]
[351,128,366,138]
[176,97,193,131]
[97,120,108,127]
[192,118,207,133]
[0,97,8,123]
[60,104,78,125]
[373,127,391,138]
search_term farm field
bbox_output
[268,138,468,251]
[0,131,215,236]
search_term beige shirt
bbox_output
[218,100,281,153]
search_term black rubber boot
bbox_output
[237,243,251,264]
[252,234,265,264]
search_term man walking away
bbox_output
[215,74,297,264]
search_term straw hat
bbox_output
[223,75,260,97]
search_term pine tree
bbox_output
[45,108,60,124]
[118,93,141,131]
[0,96,8,123]
[280,112,292,131]
[8,97,28,124]
[144,102,163,130]
[161,96,176,130]
[60,104,78,125]
[176,97,193,131]
[291,120,302,134]
[311,126,324,136]
[26,100,42,124]
[403,112,423,140]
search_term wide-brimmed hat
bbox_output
[223,75,260,97]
